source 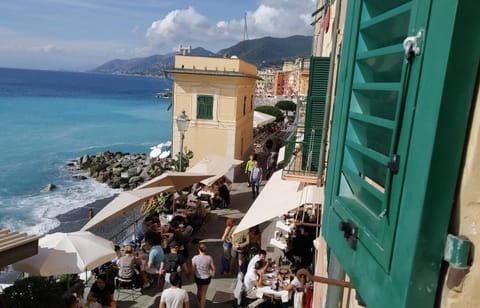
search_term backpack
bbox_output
[164,254,180,273]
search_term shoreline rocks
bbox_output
[72,150,177,189]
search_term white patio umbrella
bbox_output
[135,172,214,190]
[81,186,175,231]
[254,111,276,128]
[187,154,243,186]
[12,231,116,276]
[149,147,162,158]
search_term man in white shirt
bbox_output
[246,249,267,274]
[160,272,189,308]
[244,260,265,299]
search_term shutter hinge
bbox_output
[403,29,425,60]
[387,154,400,174]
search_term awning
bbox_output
[0,229,42,268]
[233,170,304,235]
[135,172,213,190]
[234,172,324,235]
[187,154,243,186]
[254,111,276,128]
[81,186,174,231]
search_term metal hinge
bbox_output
[339,219,358,250]
[403,29,425,60]
[388,154,400,174]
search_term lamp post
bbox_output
[176,110,190,172]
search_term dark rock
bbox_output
[43,183,57,192]
[128,176,142,184]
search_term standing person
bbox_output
[160,241,190,290]
[266,152,277,180]
[88,208,95,219]
[159,272,190,308]
[192,243,215,308]
[250,161,263,199]
[245,154,255,187]
[220,218,235,275]
[143,233,164,288]
[217,178,230,208]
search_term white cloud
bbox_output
[145,0,316,52]
[0,27,137,70]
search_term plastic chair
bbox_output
[114,276,140,301]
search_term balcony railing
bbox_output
[282,126,319,184]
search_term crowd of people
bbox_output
[83,151,316,308]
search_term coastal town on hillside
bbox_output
[1,1,480,308]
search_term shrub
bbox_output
[275,100,296,112]
[255,105,284,121]
[2,276,66,308]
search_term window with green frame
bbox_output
[197,95,213,119]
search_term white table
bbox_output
[256,286,290,303]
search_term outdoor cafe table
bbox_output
[256,286,291,303]
[257,266,292,303]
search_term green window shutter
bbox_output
[303,56,330,172]
[323,0,480,306]
[197,95,213,119]
[325,0,416,272]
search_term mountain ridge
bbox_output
[91,35,312,76]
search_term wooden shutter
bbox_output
[197,95,213,119]
[303,56,330,172]
[322,0,480,306]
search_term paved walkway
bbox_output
[107,178,282,308]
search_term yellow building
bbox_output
[165,55,259,167]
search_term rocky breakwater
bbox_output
[74,151,175,189]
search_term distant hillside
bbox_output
[91,36,312,75]
[217,35,312,68]
[92,47,214,76]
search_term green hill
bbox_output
[91,36,312,75]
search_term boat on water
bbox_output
[156,89,172,99]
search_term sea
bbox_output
[0,67,173,235]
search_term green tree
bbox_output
[255,105,284,121]
[275,100,296,112]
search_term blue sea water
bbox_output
[0,67,173,234]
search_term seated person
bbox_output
[117,245,149,288]
[136,216,155,244]
[244,260,265,299]
[247,249,267,274]
[87,273,116,308]
[280,267,303,291]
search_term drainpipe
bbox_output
[317,0,342,186]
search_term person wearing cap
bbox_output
[160,240,190,290]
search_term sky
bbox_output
[0,0,316,71]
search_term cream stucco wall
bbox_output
[170,56,255,167]
[439,81,480,308]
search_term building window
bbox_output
[243,96,246,116]
[251,95,254,111]
[197,95,213,119]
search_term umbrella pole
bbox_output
[133,211,137,247]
